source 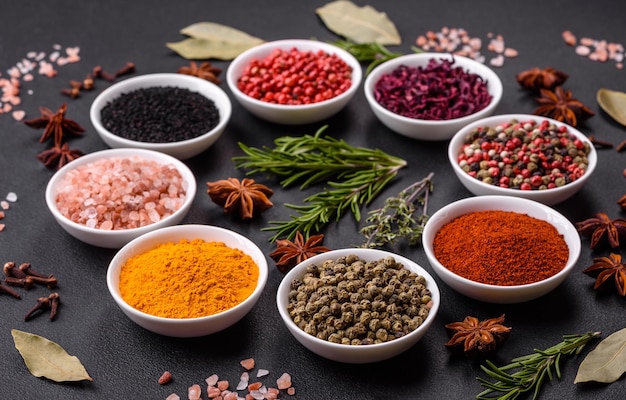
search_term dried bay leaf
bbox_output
[316,0,401,45]
[574,327,626,384]
[11,329,93,382]
[597,88,626,126]
[167,22,264,60]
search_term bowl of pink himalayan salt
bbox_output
[363,52,502,141]
[45,148,196,249]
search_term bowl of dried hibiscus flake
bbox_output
[45,148,196,249]
[364,52,502,141]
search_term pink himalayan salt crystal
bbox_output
[206,386,221,398]
[206,374,219,387]
[287,387,295,395]
[166,394,180,400]
[0,224,5,232]
[12,110,25,121]
[188,384,202,400]
[256,369,269,378]
[1,200,9,210]
[236,372,249,391]
[217,380,229,391]
[240,358,255,370]
[54,156,187,230]
[562,30,577,46]
[276,373,292,390]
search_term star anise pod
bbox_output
[445,314,511,357]
[207,177,273,220]
[618,194,626,210]
[533,86,594,127]
[576,212,626,249]
[516,67,568,91]
[36,143,84,169]
[269,231,331,273]
[23,103,85,145]
[583,253,626,296]
[177,61,222,84]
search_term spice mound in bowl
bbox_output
[276,248,440,364]
[45,148,196,249]
[106,224,268,337]
[226,39,362,125]
[363,52,502,141]
[422,195,580,304]
[448,114,597,205]
[90,73,232,160]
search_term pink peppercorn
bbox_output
[237,47,352,105]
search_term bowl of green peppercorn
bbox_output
[276,248,440,364]
[448,114,597,205]
[90,73,232,160]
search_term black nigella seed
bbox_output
[100,86,220,143]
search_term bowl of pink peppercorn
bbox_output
[45,148,197,249]
[448,114,597,205]
[226,39,362,125]
[364,52,502,141]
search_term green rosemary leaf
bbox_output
[476,332,601,400]
[236,126,406,241]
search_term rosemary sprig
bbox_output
[233,126,407,241]
[330,40,404,75]
[359,172,434,248]
[476,331,601,400]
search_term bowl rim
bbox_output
[447,113,598,196]
[422,195,581,290]
[89,73,232,148]
[276,248,440,351]
[45,148,197,236]
[106,224,269,323]
[363,52,503,126]
[226,38,363,110]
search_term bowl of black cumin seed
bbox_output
[276,248,440,364]
[90,73,232,160]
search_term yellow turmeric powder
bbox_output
[119,239,259,319]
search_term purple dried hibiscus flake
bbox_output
[374,58,492,121]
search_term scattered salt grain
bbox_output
[205,374,219,387]
[217,380,229,391]
[256,369,269,378]
[563,30,625,69]
[165,394,180,400]
[11,110,25,121]
[1,201,9,210]
[287,387,296,396]
[236,372,249,390]
[414,27,516,67]
[0,224,5,232]
[187,384,202,400]
[276,373,292,390]
[240,358,255,370]
[158,371,173,385]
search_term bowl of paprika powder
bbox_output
[422,195,580,303]
[106,224,268,337]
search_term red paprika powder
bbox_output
[432,210,568,285]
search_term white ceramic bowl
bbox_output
[422,195,580,304]
[90,73,231,160]
[364,52,502,141]
[226,39,362,125]
[448,114,597,205]
[107,224,268,337]
[45,148,197,249]
[276,248,440,364]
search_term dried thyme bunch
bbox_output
[359,172,434,248]
[234,125,407,241]
[476,331,600,400]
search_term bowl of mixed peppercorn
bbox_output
[422,195,581,303]
[276,248,440,364]
[363,52,503,141]
[226,39,362,125]
[448,114,597,205]
[90,73,232,160]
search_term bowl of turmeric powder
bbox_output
[106,224,269,337]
